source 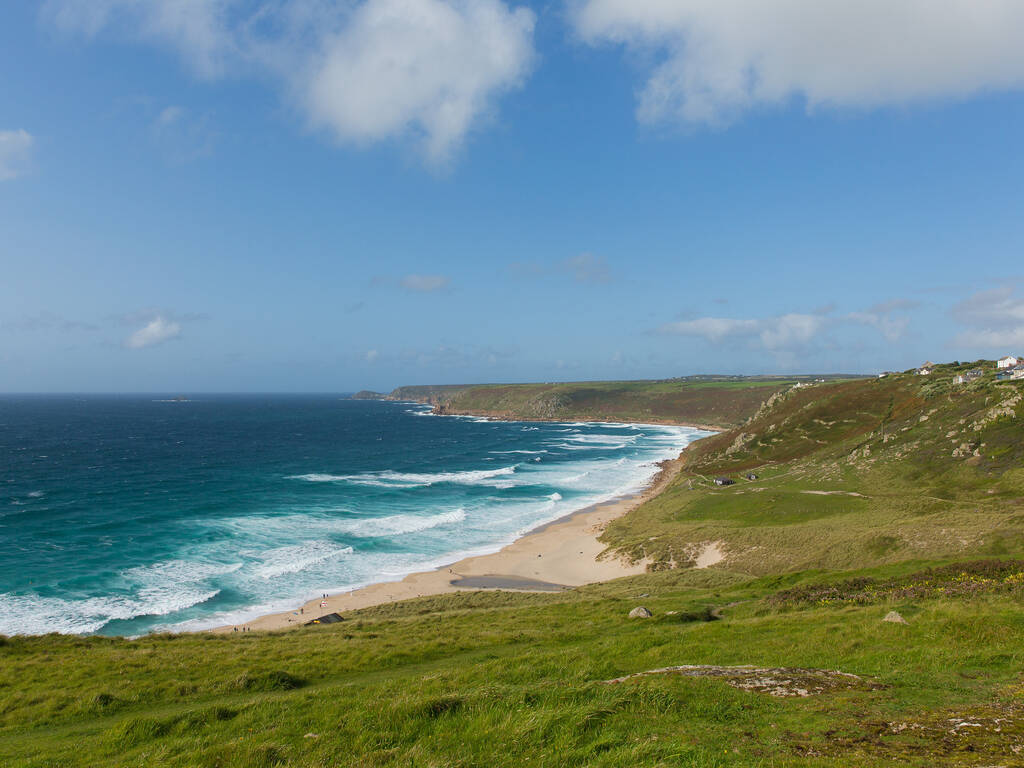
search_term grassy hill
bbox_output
[3,363,1023,767]
[603,361,1024,574]
[395,377,860,429]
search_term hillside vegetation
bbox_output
[398,377,853,429]
[602,361,1024,575]
[4,363,1023,767]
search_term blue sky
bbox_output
[2,1,1024,392]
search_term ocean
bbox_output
[0,395,710,636]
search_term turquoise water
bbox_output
[0,396,710,635]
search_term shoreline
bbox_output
[213,445,693,634]
[427,405,726,433]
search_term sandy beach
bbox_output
[215,452,688,633]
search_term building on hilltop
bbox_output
[917,362,935,375]
[954,368,984,385]
[997,364,1024,381]
[997,355,1021,369]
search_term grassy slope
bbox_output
[602,363,1024,574]
[3,364,1023,767]
[432,379,802,429]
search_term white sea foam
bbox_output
[289,466,518,487]
[0,559,239,635]
[337,508,467,538]
[565,434,638,445]
[252,541,355,579]
[11,410,710,636]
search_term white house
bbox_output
[997,356,1021,369]
[917,362,935,376]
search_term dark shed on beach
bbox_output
[714,477,734,486]
[306,612,345,625]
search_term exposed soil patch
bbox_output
[694,541,725,569]
[601,665,884,697]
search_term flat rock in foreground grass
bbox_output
[883,610,909,624]
[601,665,886,697]
[628,606,652,618]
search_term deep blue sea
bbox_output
[0,396,710,636]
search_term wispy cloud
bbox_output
[847,299,919,342]
[151,104,216,162]
[951,285,1024,349]
[124,316,182,349]
[563,253,610,284]
[1,311,97,333]
[400,274,450,293]
[510,253,612,284]
[571,1,1024,127]
[44,0,536,163]
[659,313,825,350]
[0,129,34,181]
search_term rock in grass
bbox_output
[629,607,653,619]
[883,610,908,624]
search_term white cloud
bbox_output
[0,129,34,181]
[848,299,918,342]
[151,105,217,162]
[954,327,1024,349]
[124,316,182,349]
[659,312,824,349]
[156,105,185,126]
[951,286,1024,350]
[45,0,231,77]
[571,1,1024,126]
[401,274,450,293]
[304,0,535,162]
[563,252,610,284]
[44,0,535,162]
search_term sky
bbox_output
[2,0,1024,393]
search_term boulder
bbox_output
[629,607,653,619]
[882,610,908,625]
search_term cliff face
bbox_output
[385,385,468,405]
[429,381,794,430]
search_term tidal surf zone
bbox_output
[0,396,710,635]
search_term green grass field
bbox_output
[3,363,1023,766]
[428,378,811,428]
